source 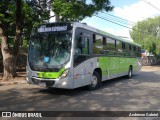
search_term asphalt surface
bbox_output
[0,66,160,120]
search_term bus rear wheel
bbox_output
[127,66,132,79]
[88,71,101,90]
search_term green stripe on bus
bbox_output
[98,57,137,76]
[99,57,109,76]
[38,68,65,79]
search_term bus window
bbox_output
[107,38,115,50]
[74,35,89,66]
[137,47,141,57]
[124,44,131,56]
[122,43,126,49]
[128,44,132,56]
[106,37,116,55]
[132,46,136,57]
[75,35,89,56]
[133,46,136,51]
[116,41,122,51]
[128,45,132,51]
[93,34,103,54]
[116,41,123,56]
[82,37,89,55]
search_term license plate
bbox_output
[38,82,46,87]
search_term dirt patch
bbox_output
[141,65,160,71]
[0,72,26,86]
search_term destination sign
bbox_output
[38,26,68,32]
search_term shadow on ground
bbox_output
[0,70,160,114]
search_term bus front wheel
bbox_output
[88,71,101,90]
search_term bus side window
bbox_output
[129,45,132,51]
[125,44,130,57]
[116,41,122,56]
[122,43,126,49]
[106,37,116,56]
[134,46,136,57]
[138,47,141,57]
[128,44,132,57]
[93,34,103,54]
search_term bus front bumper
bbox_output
[26,76,73,89]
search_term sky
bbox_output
[81,0,160,40]
[50,0,160,41]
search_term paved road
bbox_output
[0,67,160,119]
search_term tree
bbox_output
[0,0,50,80]
[52,0,113,22]
[130,16,160,55]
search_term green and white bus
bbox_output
[26,22,141,89]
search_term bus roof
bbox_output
[37,22,141,47]
[73,22,141,47]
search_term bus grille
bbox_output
[32,78,55,87]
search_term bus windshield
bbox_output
[29,32,72,71]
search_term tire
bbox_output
[88,71,101,90]
[127,66,132,79]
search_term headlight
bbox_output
[26,66,31,76]
[59,68,70,79]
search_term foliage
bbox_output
[0,0,50,47]
[130,16,160,55]
[0,0,50,80]
[52,0,113,21]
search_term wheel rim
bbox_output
[129,69,132,77]
[91,75,98,87]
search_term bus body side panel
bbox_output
[119,57,134,75]
[99,56,141,81]
[98,57,109,81]
[108,56,120,79]
[119,57,141,75]
[73,58,98,88]
[98,56,121,81]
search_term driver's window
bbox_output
[74,35,89,66]
[82,37,89,55]
[75,36,89,56]
[75,35,82,56]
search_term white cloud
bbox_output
[103,28,132,41]
[114,0,160,22]
[109,0,160,40]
